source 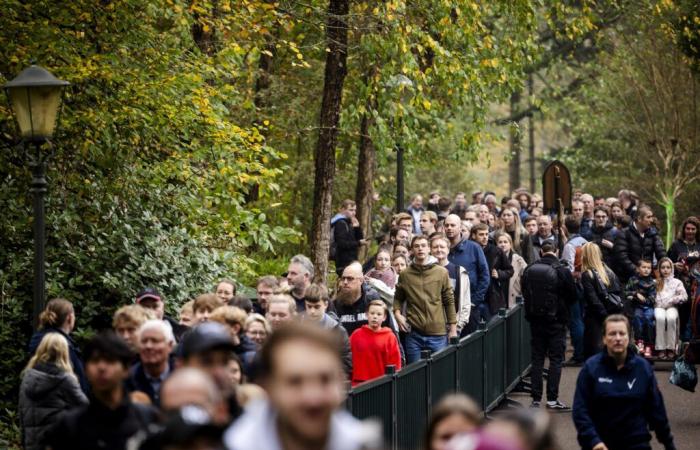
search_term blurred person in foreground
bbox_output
[45,331,158,450]
[223,323,381,450]
[573,314,675,450]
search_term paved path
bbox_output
[507,361,699,450]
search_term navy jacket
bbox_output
[28,328,89,395]
[573,350,675,450]
[448,238,490,305]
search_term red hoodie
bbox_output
[349,325,402,386]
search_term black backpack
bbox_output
[329,220,347,261]
[523,260,561,319]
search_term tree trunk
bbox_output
[508,91,522,194]
[355,111,376,262]
[528,75,536,193]
[310,0,350,284]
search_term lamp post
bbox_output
[4,65,69,329]
[387,74,414,213]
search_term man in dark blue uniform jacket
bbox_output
[573,314,675,450]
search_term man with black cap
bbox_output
[179,322,243,422]
[45,331,158,450]
[135,287,188,341]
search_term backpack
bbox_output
[329,220,346,261]
[523,261,561,319]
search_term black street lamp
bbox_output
[4,65,69,329]
[387,74,414,213]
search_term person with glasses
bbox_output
[332,262,394,337]
[590,206,619,268]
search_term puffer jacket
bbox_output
[655,270,688,309]
[19,362,88,450]
[613,224,666,281]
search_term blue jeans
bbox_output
[633,306,655,344]
[569,289,584,361]
[405,331,448,364]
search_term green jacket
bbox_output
[393,263,456,335]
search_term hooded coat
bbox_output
[655,267,687,309]
[19,362,88,450]
[613,223,666,282]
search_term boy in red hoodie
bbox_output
[349,299,402,386]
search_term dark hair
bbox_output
[424,394,481,450]
[524,216,537,225]
[469,223,489,237]
[410,235,429,248]
[593,206,609,217]
[564,215,580,234]
[84,331,134,368]
[39,298,74,330]
[215,278,237,295]
[603,314,631,337]
[540,241,557,254]
[636,259,652,267]
[229,295,253,314]
[677,216,700,242]
[258,323,341,379]
[437,197,452,211]
[304,283,329,304]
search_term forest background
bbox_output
[0,0,698,444]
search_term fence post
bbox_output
[449,336,460,391]
[421,349,433,420]
[385,365,397,450]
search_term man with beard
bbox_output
[333,262,395,337]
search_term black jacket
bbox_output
[28,328,89,395]
[333,284,384,337]
[45,393,158,450]
[19,363,88,450]
[581,268,623,320]
[521,254,576,325]
[124,357,175,407]
[333,217,363,270]
[668,239,700,263]
[590,223,618,268]
[164,316,189,342]
[482,242,514,314]
[613,224,666,281]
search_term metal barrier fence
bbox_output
[346,301,531,450]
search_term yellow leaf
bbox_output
[422,99,431,110]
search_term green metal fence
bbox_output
[346,301,531,450]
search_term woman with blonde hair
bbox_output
[19,333,88,450]
[28,298,88,393]
[498,207,534,264]
[245,313,272,348]
[580,242,623,358]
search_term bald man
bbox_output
[161,368,229,425]
[333,262,395,337]
[444,214,490,328]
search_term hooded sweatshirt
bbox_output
[350,325,402,385]
[393,262,456,335]
[19,363,88,450]
[655,267,688,309]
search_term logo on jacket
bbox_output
[627,378,637,390]
[598,377,613,384]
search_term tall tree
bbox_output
[310,0,350,283]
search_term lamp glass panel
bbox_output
[9,86,62,138]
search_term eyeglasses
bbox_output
[340,276,360,283]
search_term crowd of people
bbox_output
[17,186,697,450]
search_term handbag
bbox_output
[593,270,623,314]
[669,356,698,392]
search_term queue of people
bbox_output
[16,187,694,450]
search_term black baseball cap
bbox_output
[135,287,162,304]
[180,322,235,358]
